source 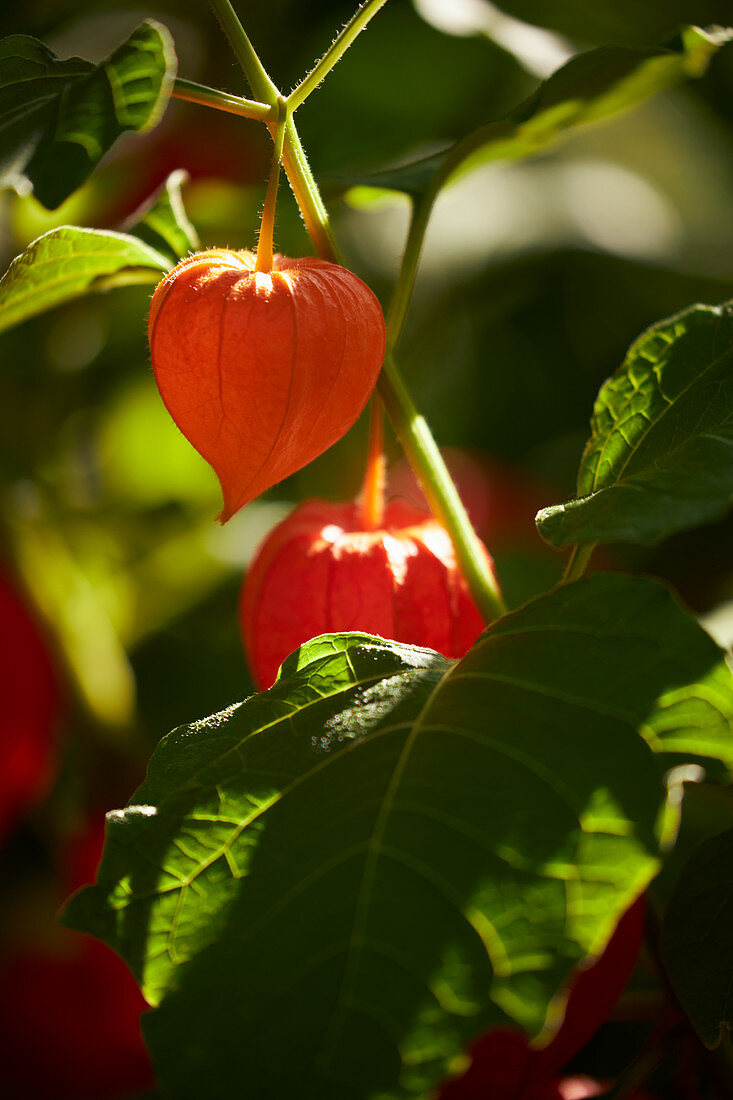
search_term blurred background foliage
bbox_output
[1,2,733,1089]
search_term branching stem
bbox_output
[171,77,273,121]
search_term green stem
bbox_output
[172,77,273,121]
[288,0,391,112]
[378,353,506,622]
[563,543,594,582]
[281,120,340,261]
[279,121,504,619]
[207,0,280,103]
[386,190,436,350]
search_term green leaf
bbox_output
[332,27,728,201]
[126,169,199,264]
[63,575,733,1099]
[536,302,733,549]
[0,226,170,334]
[0,21,176,209]
[661,827,733,1048]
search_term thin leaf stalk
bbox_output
[378,353,506,622]
[386,189,436,351]
[287,0,391,112]
[359,395,386,530]
[256,97,288,272]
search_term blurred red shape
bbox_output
[0,567,62,840]
[440,896,647,1099]
[0,817,154,1098]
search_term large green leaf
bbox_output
[661,827,733,1048]
[330,27,728,201]
[126,169,199,265]
[0,226,170,334]
[0,21,175,208]
[64,575,733,1099]
[536,302,733,549]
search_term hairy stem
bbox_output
[207,0,279,103]
[281,121,340,261]
[288,0,391,112]
[256,97,288,272]
[171,77,273,121]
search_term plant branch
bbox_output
[207,0,280,103]
[281,121,340,261]
[386,191,435,350]
[288,0,391,112]
[172,77,273,121]
[209,1,507,622]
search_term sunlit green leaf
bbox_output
[334,27,728,201]
[536,302,733,548]
[127,169,199,264]
[0,21,176,208]
[661,827,733,1048]
[0,226,169,333]
[64,575,733,1098]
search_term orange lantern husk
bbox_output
[148,250,386,521]
[241,498,495,690]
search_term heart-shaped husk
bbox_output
[148,250,386,521]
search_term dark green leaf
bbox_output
[661,827,733,1047]
[485,2,732,48]
[330,27,728,200]
[127,169,199,264]
[0,226,169,333]
[0,21,175,209]
[536,302,733,549]
[63,576,733,1099]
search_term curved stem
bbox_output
[360,396,386,530]
[172,77,273,121]
[386,190,436,350]
[288,0,391,112]
[281,121,340,261]
[563,543,594,582]
[378,354,506,622]
[256,97,288,272]
[207,0,279,103]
